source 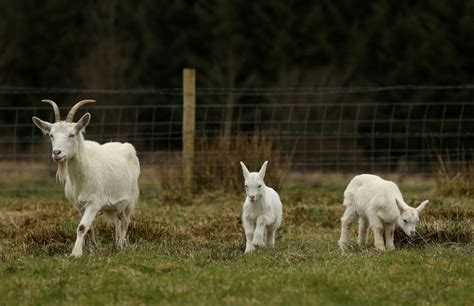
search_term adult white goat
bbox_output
[240,161,283,253]
[32,99,140,257]
[338,174,429,251]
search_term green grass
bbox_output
[0,185,473,305]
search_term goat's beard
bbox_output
[56,162,67,185]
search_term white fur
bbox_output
[33,112,140,258]
[338,174,429,251]
[240,161,283,253]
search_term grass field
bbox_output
[0,181,473,305]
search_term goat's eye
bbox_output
[49,135,53,139]
[244,185,248,189]
[258,185,262,188]
[403,220,408,224]
[69,134,75,138]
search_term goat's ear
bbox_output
[395,198,405,213]
[240,161,250,179]
[258,160,268,179]
[32,117,52,134]
[416,200,429,213]
[75,112,91,132]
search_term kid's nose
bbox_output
[410,230,416,236]
[53,150,62,156]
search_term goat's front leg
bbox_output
[243,218,255,253]
[78,209,98,251]
[265,226,276,248]
[253,216,269,247]
[120,216,130,249]
[384,223,395,250]
[115,217,123,249]
[86,225,99,251]
[368,213,385,251]
[372,227,385,251]
[71,205,99,258]
[357,217,369,249]
[115,212,129,250]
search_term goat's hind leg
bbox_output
[338,205,357,251]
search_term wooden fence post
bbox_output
[182,68,196,192]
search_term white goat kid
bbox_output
[240,161,283,253]
[32,99,140,257]
[338,174,429,251]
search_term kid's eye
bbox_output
[258,185,262,188]
[403,220,408,223]
[69,134,75,138]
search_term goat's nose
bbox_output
[53,150,62,156]
[410,231,416,236]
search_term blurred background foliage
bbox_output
[1,0,474,102]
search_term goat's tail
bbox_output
[343,183,356,206]
[342,179,360,207]
[343,190,353,207]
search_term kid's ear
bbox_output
[32,116,53,135]
[240,161,250,179]
[395,198,406,213]
[75,112,91,132]
[258,161,268,179]
[416,200,429,213]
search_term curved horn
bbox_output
[41,99,61,122]
[66,99,95,122]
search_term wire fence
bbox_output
[0,88,473,190]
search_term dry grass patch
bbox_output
[195,133,291,191]
[435,151,473,197]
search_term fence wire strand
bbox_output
[0,89,473,190]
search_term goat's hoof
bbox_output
[386,245,395,251]
[244,247,255,253]
[252,238,265,247]
[70,251,83,258]
[374,246,386,251]
[338,240,348,251]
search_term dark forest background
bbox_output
[1,0,474,101]
[0,0,473,171]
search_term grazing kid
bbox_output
[338,174,429,251]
